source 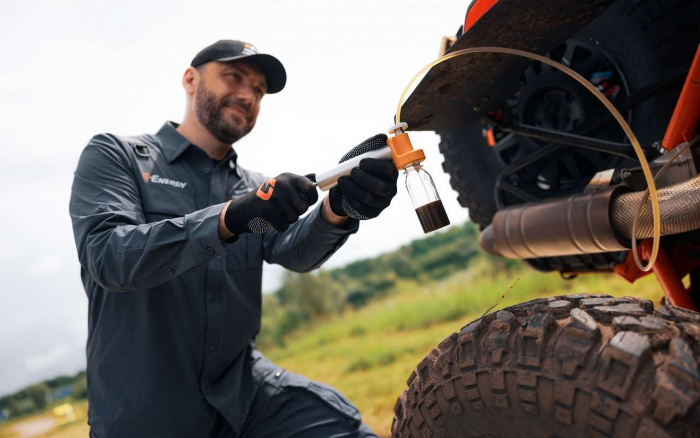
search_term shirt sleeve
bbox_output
[262,202,360,273]
[69,134,230,292]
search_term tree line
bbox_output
[258,221,485,348]
[0,370,86,419]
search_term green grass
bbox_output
[0,399,88,438]
[0,257,664,438]
[261,262,663,437]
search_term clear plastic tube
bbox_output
[395,47,661,271]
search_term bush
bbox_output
[25,383,49,411]
[259,221,484,348]
[73,377,88,400]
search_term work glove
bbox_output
[329,134,399,220]
[224,173,318,234]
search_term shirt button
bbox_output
[203,168,212,175]
[208,344,214,353]
[209,294,217,303]
[206,247,214,256]
[165,268,174,275]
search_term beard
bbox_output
[194,79,254,144]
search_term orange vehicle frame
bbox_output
[463,0,499,33]
[614,43,700,311]
[464,2,700,310]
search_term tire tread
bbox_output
[391,294,700,437]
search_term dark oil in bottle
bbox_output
[415,200,450,233]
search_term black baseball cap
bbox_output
[191,40,287,94]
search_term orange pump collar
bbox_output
[387,133,426,170]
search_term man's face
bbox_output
[194,60,268,144]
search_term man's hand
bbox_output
[218,201,235,241]
[320,196,348,227]
[329,134,399,220]
[221,172,319,237]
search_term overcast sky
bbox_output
[0,0,473,396]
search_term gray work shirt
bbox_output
[69,122,359,437]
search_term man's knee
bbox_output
[243,367,377,438]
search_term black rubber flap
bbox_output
[400,0,614,132]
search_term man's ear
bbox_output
[182,66,199,96]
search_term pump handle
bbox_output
[314,146,394,191]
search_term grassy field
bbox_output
[0,400,88,438]
[0,258,663,437]
[262,260,663,437]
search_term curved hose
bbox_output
[395,47,661,271]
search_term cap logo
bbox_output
[242,43,258,56]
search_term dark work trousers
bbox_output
[209,350,378,438]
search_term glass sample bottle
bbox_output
[404,163,450,233]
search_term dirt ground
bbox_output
[0,400,89,438]
[0,417,88,438]
[4,417,56,438]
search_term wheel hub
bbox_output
[487,36,632,207]
[527,88,583,132]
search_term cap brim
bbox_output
[215,53,287,94]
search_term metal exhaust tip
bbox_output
[479,225,502,257]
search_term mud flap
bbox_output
[401,0,615,132]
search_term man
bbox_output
[69,40,398,437]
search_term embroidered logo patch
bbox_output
[142,173,188,189]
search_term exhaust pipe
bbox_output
[480,174,700,259]
[479,186,629,259]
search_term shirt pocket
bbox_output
[226,234,263,271]
[141,186,196,222]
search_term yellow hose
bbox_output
[395,47,661,271]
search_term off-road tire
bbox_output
[391,294,700,437]
[439,0,700,230]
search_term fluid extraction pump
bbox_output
[314,122,450,234]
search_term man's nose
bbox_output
[235,87,255,108]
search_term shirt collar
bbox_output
[156,121,238,166]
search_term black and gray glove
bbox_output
[224,172,318,235]
[329,134,399,220]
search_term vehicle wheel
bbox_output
[391,294,700,437]
[439,0,700,230]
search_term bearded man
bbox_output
[69,40,397,438]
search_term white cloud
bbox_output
[29,254,66,276]
[0,237,9,261]
[24,345,71,373]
